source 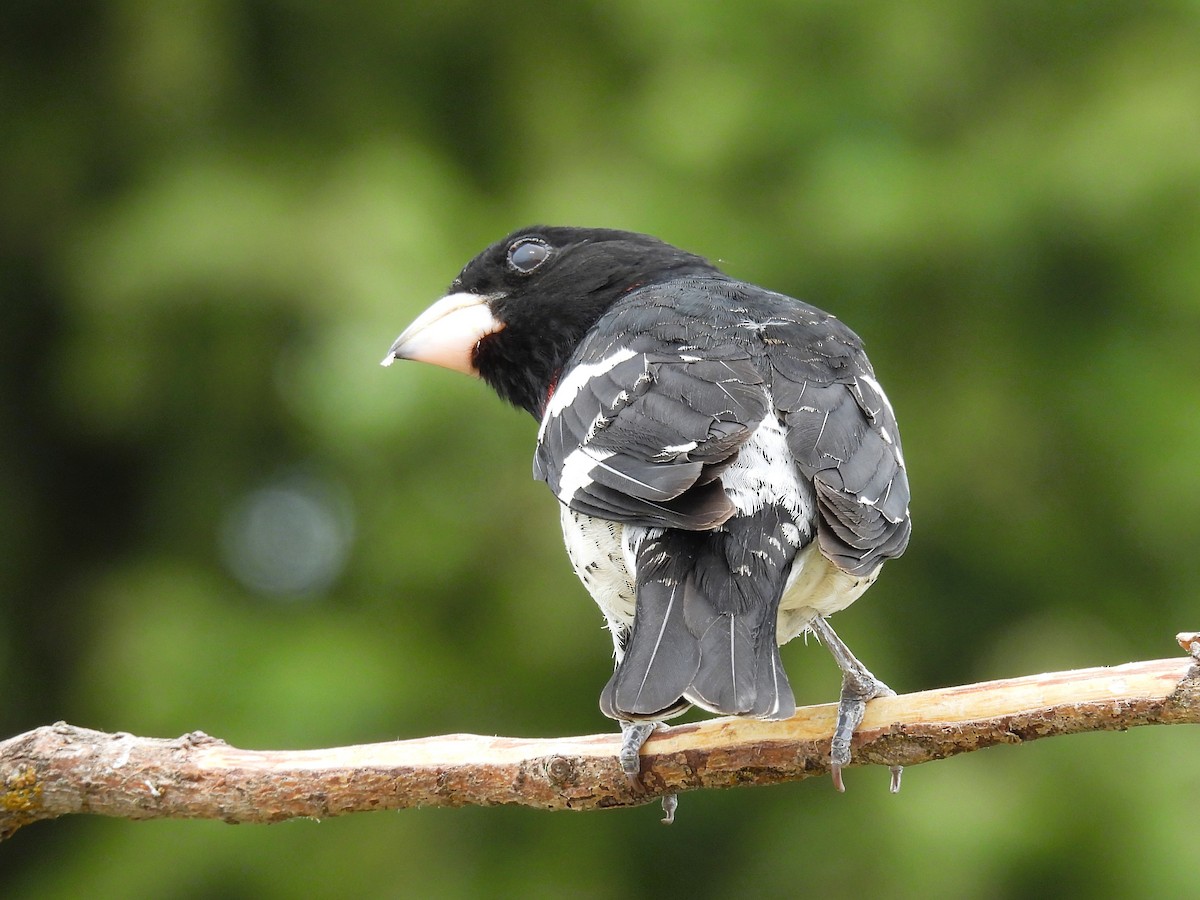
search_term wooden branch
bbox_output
[3,634,1198,840]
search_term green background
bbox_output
[3,1,1198,897]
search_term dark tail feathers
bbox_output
[599,528,796,722]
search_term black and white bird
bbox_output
[382,226,910,808]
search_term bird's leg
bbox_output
[618,720,657,779]
[808,616,902,793]
[618,720,678,823]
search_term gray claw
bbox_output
[831,764,846,794]
[661,793,678,824]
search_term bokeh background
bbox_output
[3,1,1199,897]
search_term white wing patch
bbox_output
[656,440,699,459]
[537,347,639,443]
[557,444,617,503]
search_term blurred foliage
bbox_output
[2,1,1199,897]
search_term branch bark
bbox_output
[4,636,1198,841]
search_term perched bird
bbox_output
[383,226,910,811]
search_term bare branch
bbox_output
[3,641,1198,840]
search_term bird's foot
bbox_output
[618,720,678,823]
[809,616,903,793]
[618,720,657,781]
[830,672,898,792]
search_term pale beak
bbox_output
[380,292,502,375]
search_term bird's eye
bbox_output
[507,238,551,274]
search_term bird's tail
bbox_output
[599,524,797,722]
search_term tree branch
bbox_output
[4,634,1198,840]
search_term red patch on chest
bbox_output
[541,369,562,417]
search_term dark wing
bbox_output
[761,314,911,576]
[534,305,770,530]
[536,284,796,722]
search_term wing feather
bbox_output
[535,308,770,529]
[763,318,911,576]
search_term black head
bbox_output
[383,226,718,416]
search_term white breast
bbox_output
[775,541,879,643]
[559,506,638,657]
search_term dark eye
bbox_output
[507,238,551,274]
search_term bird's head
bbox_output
[382,226,716,416]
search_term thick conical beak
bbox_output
[380,292,502,375]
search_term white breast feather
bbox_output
[559,506,636,657]
[722,414,812,520]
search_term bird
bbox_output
[382,226,910,815]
